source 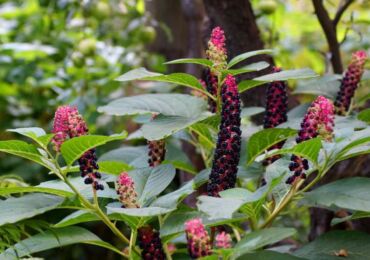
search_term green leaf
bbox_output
[293,75,341,99]
[98,161,133,175]
[301,177,370,212]
[358,108,370,123]
[128,164,176,205]
[246,128,297,164]
[236,251,304,260]
[115,67,162,81]
[233,228,296,258]
[254,68,318,81]
[0,140,54,170]
[107,202,174,217]
[98,94,208,117]
[294,231,370,260]
[227,49,273,68]
[224,61,270,76]
[0,193,64,226]
[0,186,72,197]
[7,127,46,139]
[99,146,148,168]
[241,107,265,118]
[331,211,370,226]
[141,113,212,140]
[238,80,265,93]
[189,122,216,149]
[165,58,213,67]
[151,181,195,209]
[282,138,322,164]
[60,133,127,166]
[0,226,123,259]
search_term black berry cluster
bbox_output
[138,226,166,260]
[201,68,218,113]
[148,140,166,167]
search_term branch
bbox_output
[333,0,355,26]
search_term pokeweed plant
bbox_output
[0,27,369,260]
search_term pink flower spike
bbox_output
[206,26,227,72]
[52,105,75,151]
[215,232,232,249]
[210,26,226,54]
[184,218,212,258]
[116,172,139,208]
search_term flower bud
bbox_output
[206,27,227,73]
[185,218,212,258]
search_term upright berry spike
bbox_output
[206,26,227,73]
[184,218,212,258]
[286,96,335,184]
[52,105,103,190]
[263,67,288,165]
[138,226,166,260]
[201,68,218,113]
[207,75,241,197]
[116,172,140,208]
[334,50,368,115]
[215,232,232,249]
[148,140,166,167]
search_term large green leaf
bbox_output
[7,127,54,148]
[98,94,208,118]
[98,161,133,175]
[294,231,370,260]
[236,251,304,260]
[141,112,212,140]
[106,202,174,217]
[151,181,195,209]
[115,67,162,81]
[0,186,72,197]
[233,228,296,258]
[301,177,370,212]
[254,68,318,81]
[358,108,370,123]
[227,49,273,68]
[0,226,123,259]
[238,80,266,93]
[0,140,54,170]
[60,133,127,166]
[224,61,270,76]
[293,75,341,99]
[99,145,148,168]
[246,128,297,164]
[0,193,64,226]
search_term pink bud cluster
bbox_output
[286,96,335,184]
[201,68,218,113]
[148,140,166,167]
[116,172,139,208]
[335,50,367,115]
[263,67,288,166]
[207,75,241,197]
[206,27,227,72]
[215,232,232,249]
[52,106,103,190]
[138,226,166,260]
[184,218,212,258]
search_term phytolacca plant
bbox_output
[52,106,104,190]
[207,75,241,197]
[286,96,335,184]
[263,67,288,165]
[185,218,212,258]
[137,226,166,260]
[116,172,140,208]
[334,50,368,115]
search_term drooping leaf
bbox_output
[233,228,296,258]
[151,181,195,209]
[301,177,370,212]
[98,161,133,175]
[115,67,162,81]
[60,133,127,166]
[224,61,270,76]
[0,193,64,226]
[106,202,174,217]
[238,80,265,93]
[227,49,273,68]
[0,226,123,259]
[0,186,72,197]
[293,75,341,98]
[246,128,297,164]
[254,68,318,81]
[99,145,148,168]
[294,231,370,260]
[241,107,265,118]
[165,58,213,67]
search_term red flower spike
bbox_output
[215,232,232,249]
[286,96,334,184]
[263,67,288,165]
[138,226,166,260]
[52,105,103,190]
[185,218,212,258]
[207,75,241,197]
[206,26,227,72]
[335,50,368,115]
[148,140,166,167]
[201,68,218,113]
[116,172,140,208]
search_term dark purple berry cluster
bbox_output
[148,140,166,167]
[79,149,103,190]
[201,68,218,113]
[207,75,241,197]
[138,226,166,260]
[263,67,288,165]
